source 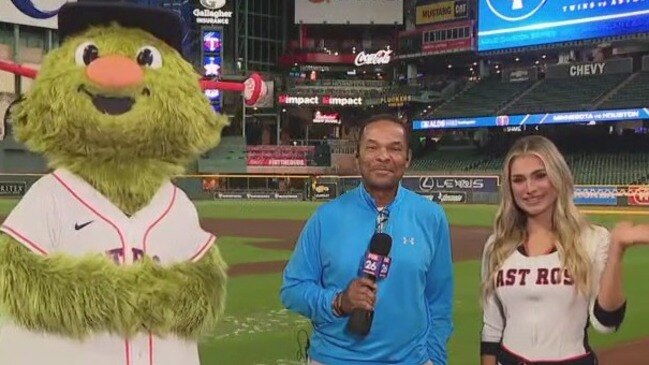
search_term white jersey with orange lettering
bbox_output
[480,225,626,364]
[0,168,215,365]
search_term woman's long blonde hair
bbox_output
[482,135,592,300]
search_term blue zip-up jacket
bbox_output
[280,183,454,365]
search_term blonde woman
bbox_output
[480,135,649,365]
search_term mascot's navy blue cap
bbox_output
[57,0,183,54]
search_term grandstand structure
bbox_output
[428,78,532,118]
[503,74,629,115]
[408,135,649,186]
[0,0,648,206]
[410,56,649,187]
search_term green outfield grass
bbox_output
[217,237,292,265]
[1,199,648,364]
[2,199,648,225]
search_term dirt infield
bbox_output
[204,218,649,364]
[597,338,649,364]
[200,218,491,265]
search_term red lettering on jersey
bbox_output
[496,270,504,287]
[132,248,145,262]
[563,269,574,285]
[131,248,160,263]
[551,268,562,285]
[505,269,517,286]
[519,269,531,286]
[536,268,549,285]
[106,248,124,265]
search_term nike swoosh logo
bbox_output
[75,220,94,230]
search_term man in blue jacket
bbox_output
[280,114,454,365]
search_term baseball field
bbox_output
[1,199,648,364]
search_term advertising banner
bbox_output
[312,182,338,200]
[295,0,403,25]
[418,19,475,55]
[247,157,307,167]
[192,0,233,26]
[313,111,341,125]
[202,28,223,112]
[278,94,364,107]
[503,68,538,83]
[423,191,467,203]
[402,175,500,193]
[416,0,467,25]
[213,191,304,200]
[247,146,313,167]
[0,181,27,197]
[0,0,75,29]
[628,185,649,207]
[546,58,632,79]
[413,108,649,130]
[478,0,649,51]
[422,38,472,54]
[573,185,618,206]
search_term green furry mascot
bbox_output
[0,2,229,364]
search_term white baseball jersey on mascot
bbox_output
[481,225,619,363]
[0,168,215,365]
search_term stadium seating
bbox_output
[504,74,628,115]
[566,153,649,185]
[197,136,248,174]
[411,150,648,185]
[426,78,531,118]
[409,129,649,185]
[598,72,649,110]
[409,147,498,172]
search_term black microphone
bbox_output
[347,232,392,336]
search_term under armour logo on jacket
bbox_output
[403,236,415,245]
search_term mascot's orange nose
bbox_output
[86,55,144,88]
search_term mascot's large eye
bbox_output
[136,46,163,69]
[75,41,99,66]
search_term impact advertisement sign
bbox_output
[478,0,649,51]
[278,95,364,107]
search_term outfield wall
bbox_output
[2,173,646,207]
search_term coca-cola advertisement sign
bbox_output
[354,49,393,67]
